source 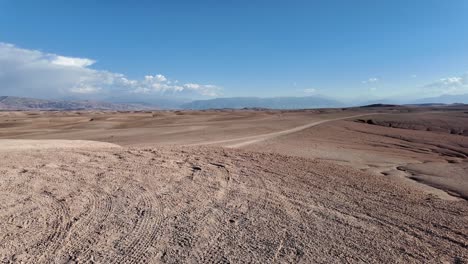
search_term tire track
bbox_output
[53,187,114,263]
[187,114,378,148]
[1,146,467,262]
[112,184,163,263]
[33,190,71,263]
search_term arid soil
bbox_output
[0,109,357,146]
[1,145,467,263]
[241,111,468,200]
[355,111,468,136]
[0,106,467,263]
[0,139,120,151]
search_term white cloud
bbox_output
[440,77,463,85]
[303,88,316,94]
[184,83,200,89]
[362,77,379,84]
[182,83,221,96]
[51,55,95,67]
[0,42,220,98]
[155,74,167,82]
[144,74,167,83]
[69,85,101,94]
[423,74,468,95]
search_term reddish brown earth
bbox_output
[0,106,467,263]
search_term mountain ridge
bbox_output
[181,96,344,110]
[0,96,155,111]
[2,94,467,111]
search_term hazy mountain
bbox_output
[2,94,467,111]
[408,94,468,105]
[355,99,405,106]
[0,96,155,111]
[103,95,190,110]
[354,94,468,106]
[181,96,344,110]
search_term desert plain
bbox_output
[0,105,467,263]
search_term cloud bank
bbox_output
[362,77,379,84]
[0,42,220,99]
[423,74,468,95]
[303,88,316,94]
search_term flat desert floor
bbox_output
[0,106,467,263]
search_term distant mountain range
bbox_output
[408,94,468,105]
[360,94,468,106]
[180,96,344,110]
[1,94,467,110]
[181,94,468,110]
[1,95,345,110]
[0,96,154,111]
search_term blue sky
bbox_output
[1,0,468,102]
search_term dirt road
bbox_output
[188,114,377,148]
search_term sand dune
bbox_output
[187,113,378,147]
[0,106,467,262]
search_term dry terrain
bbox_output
[0,106,467,263]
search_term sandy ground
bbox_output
[241,115,468,201]
[0,107,467,262]
[0,109,365,146]
[187,113,377,148]
[1,146,467,263]
[0,139,120,151]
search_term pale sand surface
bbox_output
[0,107,467,262]
[188,113,377,148]
[0,147,466,263]
[0,139,120,151]
[241,114,468,201]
